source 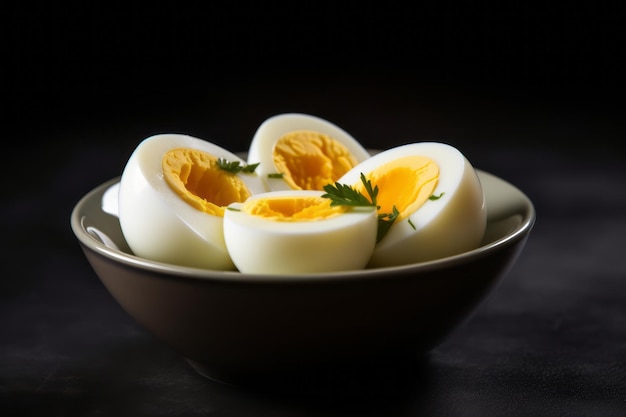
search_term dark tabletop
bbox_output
[4,3,626,416]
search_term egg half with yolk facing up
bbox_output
[118,134,267,270]
[247,113,371,192]
[336,142,487,268]
[223,191,378,274]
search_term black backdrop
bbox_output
[8,2,624,206]
[8,2,624,148]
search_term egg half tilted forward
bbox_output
[223,190,378,275]
[247,113,371,192]
[337,142,487,268]
[118,133,267,270]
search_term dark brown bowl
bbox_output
[70,170,534,384]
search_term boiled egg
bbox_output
[337,142,487,268]
[223,191,377,274]
[247,113,371,191]
[118,133,267,270]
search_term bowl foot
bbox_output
[185,349,432,390]
[185,358,240,385]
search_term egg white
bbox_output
[247,113,371,191]
[118,133,267,270]
[338,142,487,267]
[223,190,378,275]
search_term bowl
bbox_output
[70,169,535,384]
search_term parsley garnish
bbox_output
[429,192,445,200]
[322,173,399,243]
[217,158,259,174]
[322,173,374,207]
[377,206,400,243]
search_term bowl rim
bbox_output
[71,170,535,284]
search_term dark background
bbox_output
[7,2,624,202]
[4,2,626,416]
[8,2,624,152]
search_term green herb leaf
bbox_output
[217,158,259,174]
[359,172,379,207]
[376,206,399,243]
[322,181,373,207]
[322,174,399,243]
[429,192,445,201]
[241,162,260,173]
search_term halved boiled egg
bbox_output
[337,142,487,268]
[247,113,371,191]
[118,133,267,270]
[223,191,377,274]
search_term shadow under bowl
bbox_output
[70,170,535,384]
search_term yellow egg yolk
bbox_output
[242,196,347,222]
[356,155,439,221]
[272,131,358,190]
[162,148,251,216]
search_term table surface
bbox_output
[4,4,626,416]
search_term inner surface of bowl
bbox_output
[70,169,535,383]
